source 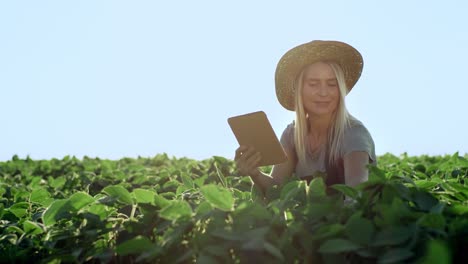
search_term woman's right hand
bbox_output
[234,145,262,176]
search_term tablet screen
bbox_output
[228,111,288,166]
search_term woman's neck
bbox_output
[307,114,332,136]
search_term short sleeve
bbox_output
[342,123,377,164]
[280,122,296,153]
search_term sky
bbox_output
[1,0,467,162]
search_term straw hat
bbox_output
[275,40,363,111]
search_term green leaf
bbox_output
[305,203,334,220]
[154,194,171,208]
[313,224,345,241]
[23,220,43,235]
[180,173,194,189]
[6,225,24,235]
[49,176,66,189]
[368,166,387,181]
[345,213,374,245]
[200,184,234,211]
[280,180,303,200]
[309,177,326,197]
[377,248,413,264]
[419,213,446,230]
[68,192,95,210]
[30,188,52,206]
[331,184,359,199]
[195,201,213,215]
[420,240,452,264]
[133,189,156,204]
[372,226,413,247]
[87,203,112,221]
[414,180,438,190]
[102,185,133,205]
[413,190,439,211]
[116,235,154,256]
[42,199,68,227]
[448,204,468,215]
[318,238,362,253]
[159,201,192,220]
[7,202,29,218]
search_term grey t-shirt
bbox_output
[280,117,377,179]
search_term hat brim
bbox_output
[275,40,363,111]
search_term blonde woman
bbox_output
[235,40,376,195]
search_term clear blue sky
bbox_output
[1,1,467,161]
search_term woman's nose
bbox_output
[318,85,329,96]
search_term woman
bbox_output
[235,40,376,195]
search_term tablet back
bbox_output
[228,111,287,166]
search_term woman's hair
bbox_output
[293,62,351,166]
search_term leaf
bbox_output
[133,188,156,204]
[441,182,468,199]
[312,224,345,241]
[87,203,112,221]
[234,202,271,221]
[377,248,413,264]
[23,220,43,235]
[280,180,303,200]
[372,226,413,247]
[154,194,171,208]
[419,240,452,264]
[318,238,362,253]
[448,204,468,215]
[412,190,438,211]
[305,203,334,220]
[195,201,213,215]
[414,180,438,190]
[368,166,386,181]
[159,201,192,220]
[419,213,446,230]
[7,202,29,218]
[345,213,374,245]
[42,199,68,227]
[200,184,234,211]
[6,225,24,235]
[68,192,95,210]
[102,185,133,205]
[49,176,66,189]
[330,184,359,199]
[30,188,52,206]
[309,177,326,197]
[429,203,445,214]
[180,173,194,189]
[116,235,154,256]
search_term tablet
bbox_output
[228,111,288,166]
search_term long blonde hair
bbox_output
[293,62,351,166]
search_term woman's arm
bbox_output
[343,151,370,187]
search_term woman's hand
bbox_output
[234,145,262,176]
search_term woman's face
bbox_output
[301,62,340,118]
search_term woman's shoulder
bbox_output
[280,120,296,150]
[343,115,377,163]
[284,120,295,131]
[346,116,372,135]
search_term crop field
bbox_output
[0,153,467,263]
